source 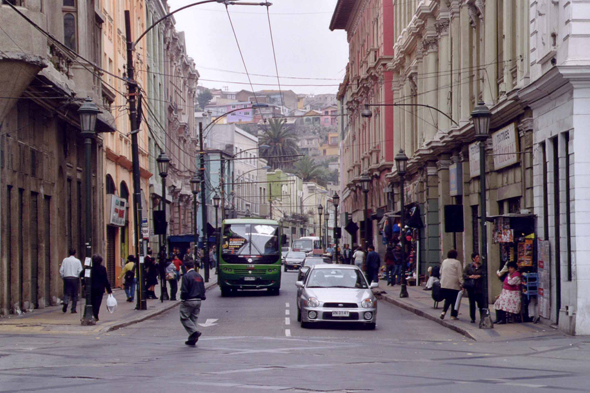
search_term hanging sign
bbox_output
[469,142,480,178]
[449,163,462,196]
[108,194,127,227]
[492,123,519,170]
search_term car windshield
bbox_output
[304,258,325,266]
[221,223,279,264]
[306,269,368,289]
[282,247,290,252]
[287,252,305,259]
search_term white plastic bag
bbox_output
[106,294,117,313]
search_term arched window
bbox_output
[106,175,116,195]
[63,0,77,51]
[120,182,130,200]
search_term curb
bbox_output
[104,281,218,333]
[375,291,477,341]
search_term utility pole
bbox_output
[220,156,225,221]
[125,11,146,310]
[199,122,210,283]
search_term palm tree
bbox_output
[259,118,299,169]
[292,156,325,183]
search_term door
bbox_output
[107,226,117,286]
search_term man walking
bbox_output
[343,244,352,265]
[365,245,381,285]
[180,260,206,346]
[60,248,83,313]
[440,249,464,320]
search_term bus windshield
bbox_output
[222,223,280,264]
[292,238,321,252]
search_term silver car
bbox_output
[296,265,378,329]
[284,251,306,272]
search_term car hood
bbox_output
[304,288,374,303]
[286,258,304,262]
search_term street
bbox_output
[1,272,590,393]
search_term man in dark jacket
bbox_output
[180,260,206,346]
[365,245,381,285]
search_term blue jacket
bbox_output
[366,251,381,270]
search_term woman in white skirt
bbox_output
[494,261,522,324]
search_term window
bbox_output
[63,1,77,51]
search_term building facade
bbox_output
[331,0,395,252]
[0,0,115,313]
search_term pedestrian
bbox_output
[172,254,183,280]
[392,244,403,285]
[342,244,352,265]
[166,258,179,300]
[118,256,136,302]
[90,254,112,321]
[209,246,217,269]
[145,250,159,299]
[463,252,484,324]
[494,261,522,324]
[365,245,381,285]
[184,248,196,272]
[180,259,207,346]
[352,246,365,269]
[384,247,396,286]
[60,248,83,313]
[440,249,464,320]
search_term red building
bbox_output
[330,0,395,250]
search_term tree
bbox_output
[292,156,326,183]
[197,89,213,110]
[259,118,299,169]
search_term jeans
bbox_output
[387,265,402,285]
[124,278,136,300]
[442,288,460,317]
[180,299,201,337]
[468,290,485,322]
[63,277,79,311]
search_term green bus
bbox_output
[218,218,283,296]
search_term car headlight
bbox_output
[361,298,375,308]
[306,297,320,307]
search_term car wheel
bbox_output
[366,322,376,330]
[297,307,301,322]
[284,266,288,272]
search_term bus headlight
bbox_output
[361,298,375,308]
[222,267,233,273]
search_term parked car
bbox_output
[284,251,306,272]
[296,265,378,329]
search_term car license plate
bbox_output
[244,276,256,281]
[332,310,349,317]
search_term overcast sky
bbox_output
[168,0,349,96]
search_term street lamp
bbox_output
[190,174,200,276]
[360,174,371,248]
[332,193,340,264]
[157,152,170,302]
[78,97,100,326]
[318,204,324,251]
[395,149,409,299]
[212,193,221,271]
[472,101,493,329]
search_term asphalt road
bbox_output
[2,271,590,392]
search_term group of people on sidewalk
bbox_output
[438,249,522,325]
[59,248,112,321]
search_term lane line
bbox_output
[285,329,291,337]
[285,302,290,308]
[285,309,290,316]
[285,317,290,325]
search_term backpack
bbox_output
[124,269,135,282]
[431,280,444,302]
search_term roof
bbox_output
[311,264,358,270]
[329,0,356,31]
[223,218,280,225]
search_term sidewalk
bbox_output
[0,269,217,335]
[373,280,563,342]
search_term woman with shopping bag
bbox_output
[90,254,112,321]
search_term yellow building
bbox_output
[101,0,151,286]
[320,132,339,157]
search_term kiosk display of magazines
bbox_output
[492,214,537,322]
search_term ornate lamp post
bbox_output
[78,97,100,326]
[332,193,340,264]
[472,102,493,329]
[318,203,324,251]
[190,174,200,273]
[395,149,409,298]
[360,174,371,248]
[157,152,170,301]
[212,193,221,271]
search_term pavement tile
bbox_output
[0,269,217,335]
[373,280,563,342]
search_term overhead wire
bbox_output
[265,5,284,109]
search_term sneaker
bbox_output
[62,304,67,313]
[185,340,196,346]
[189,331,202,343]
[71,310,77,314]
[440,312,446,320]
[450,316,458,321]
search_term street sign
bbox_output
[141,218,149,240]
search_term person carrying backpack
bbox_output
[118,256,136,302]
